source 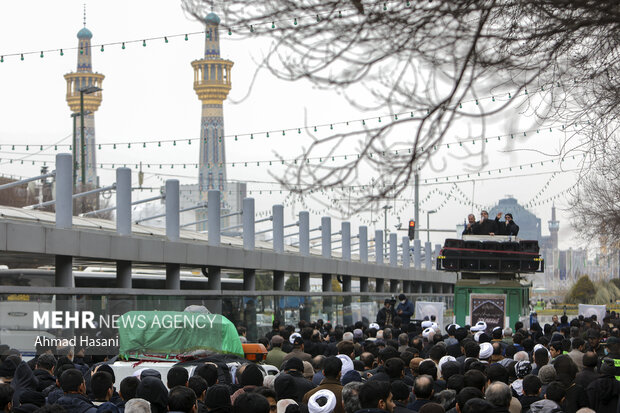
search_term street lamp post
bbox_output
[78,86,102,188]
[383,205,393,256]
[426,209,437,242]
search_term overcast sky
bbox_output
[0,0,588,251]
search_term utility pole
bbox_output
[414,171,419,240]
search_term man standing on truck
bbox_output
[396,294,414,327]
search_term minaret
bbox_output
[548,204,559,250]
[64,14,104,188]
[192,12,233,230]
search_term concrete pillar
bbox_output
[243,198,255,250]
[342,275,351,292]
[322,274,332,292]
[299,211,310,256]
[359,226,368,263]
[116,168,132,236]
[207,190,220,246]
[300,273,310,292]
[376,278,384,293]
[402,237,410,268]
[414,239,422,269]
[390,279,399,293]
[55,154,74,288]
[243,269,256,291]
[165,179,180,289]
[360,277,369,293]
[116,168,132,288]
[207,266,221,290]
[435,243,442,259]
[375,230,383,264]
[274,271,284,291]
[55,153,72,229]
[425,241,432,270]
[165,180,180,242]
[321,217,331,258]
[389,233,397,267]
[342,222,351,261]
[273,204,284,253]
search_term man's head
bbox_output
[544,381,566,405]
[92,371,114,401]
[270,335,284,349]
[124,398,151,413]
[120,376,140,402]
[463,369,486,392]
[168,386,197,413]
[455,387,483,413]
[533,348,549,367]
[384,358,405,380]
[35,354,56,374]
[549,342,563,359]
[418,360,438,381]
[193,364,218,387]
[358,381,394,412]
[485,382,511,409]
[240,363,264,387]
[188,376,208,402]
[0,384,14,413]
[398,294,407,303]
[480,210,489,220]
[582,351,598,369]
[390,381,410,404]
[572,337,586,352]
[505,213,513,221]
[413,374,434,400]
[467,214,475,224]
[60,369,86,394]
[342,382,364,413]
[384,298,392,309]
[522,375,541,397]
[587,329,600,349]
[552,315,559,324]
[323,356,343,380]
[167,366,189,389]
[233,392,269,413]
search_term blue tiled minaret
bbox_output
[191,13,233,229]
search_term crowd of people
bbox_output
[1,298,619,413]
[462,211,519,236]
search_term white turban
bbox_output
[289,332,302,344]
[336,354,354,376]
[277,399,298,413]
[471,321,487,332]
[479,342,493,359]
[421,320,433,328]
[438,356,457,375]
[422,327,434,340]
[369,322,380,330]
[308,389,337,413]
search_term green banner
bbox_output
[118,311,243,359]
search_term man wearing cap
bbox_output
[377,299,397,329]
[265,335,287,370]
[396,294,414,327]
[283,335,312,364]
[303,357,344,413]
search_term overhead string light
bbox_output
[1,114,581,152]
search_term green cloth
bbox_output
[118,311,243,359]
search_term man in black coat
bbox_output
[274,357,316,403]
[474,211,497,235]
[462,214,478,235]
[496,213,519,236]
[376,299,396,329]
[33,354,56,392]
